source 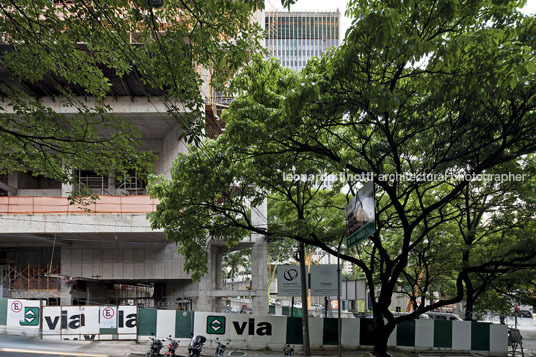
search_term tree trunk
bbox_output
[463,274,474,320]
[299,241,311,355]
[372,317,392,357]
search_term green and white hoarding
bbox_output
[345,181,375,248]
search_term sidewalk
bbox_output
[61,340,487,357]
[2,333,509,357]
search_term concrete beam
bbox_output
[0,214,158,233]
[0,96,192,115]
[183,289,265,298]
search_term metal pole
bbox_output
[324,296,328,318]
[291,297,294,317]
[335,229,346,357]
[337,250,342,357]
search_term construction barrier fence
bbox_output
[0,298,507,355]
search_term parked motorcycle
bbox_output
[165,335,179,357]
[145,335,163,357]
[283,344,294,356]
[214,338,226,357]
[188,335,207,357]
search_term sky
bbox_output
[265,0,536,41]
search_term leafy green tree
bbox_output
[476,268,536,314]
[452,161,536,318]
[222,248,251,290]
[149,0,536,355]
[393,162,536,318]
[0,0,264,186]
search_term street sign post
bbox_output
[345,181,375,248]
[310,265,340,296]
[277,265,308,296]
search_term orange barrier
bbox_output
[0,196,159,214]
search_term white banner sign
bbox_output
[310,265,341,296]
[277,265,307,296]
[99,306,117,329]
[117,306,137,334]
[42,306,99,335]
[194,312,287,345]
[40,305,137,340]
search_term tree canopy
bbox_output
[0,0,264,185]
[149,0,536,355]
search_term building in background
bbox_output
[206,10,341,136]
[264,11,340,71]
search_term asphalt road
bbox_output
[0,335,108,357]
[0,351,100,357]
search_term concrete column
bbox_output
[214,251,223,312]
[194,245,223,312]
[107,174,116,195]
[59,278,72,306]
[7,173,18,189]
[251,199,269,314]
[5,173,19,195]
[61,183,73,197]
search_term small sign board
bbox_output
[277,265,307,296]
[346,181,375,248]
[310,265,340,296]
[99,306,117,329]
[207,316,226,335]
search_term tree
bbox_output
[476,267,536,315]
[222,249,251,290]
[453,160,536,318]
[0,0,264,186]
[149,1,536,355]
[393,161,536,318]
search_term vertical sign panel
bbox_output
[310,265,340,296]
[277,265,306,296]
[99,306,117,329]
[117,306,137,340]
[346,181,375,248]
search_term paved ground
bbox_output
[2,334,536,356]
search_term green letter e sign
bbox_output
[207,316,225,334]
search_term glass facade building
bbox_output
[265,11,340,71]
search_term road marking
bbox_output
[0,348,108,357]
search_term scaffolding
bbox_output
[0,264,61,303]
